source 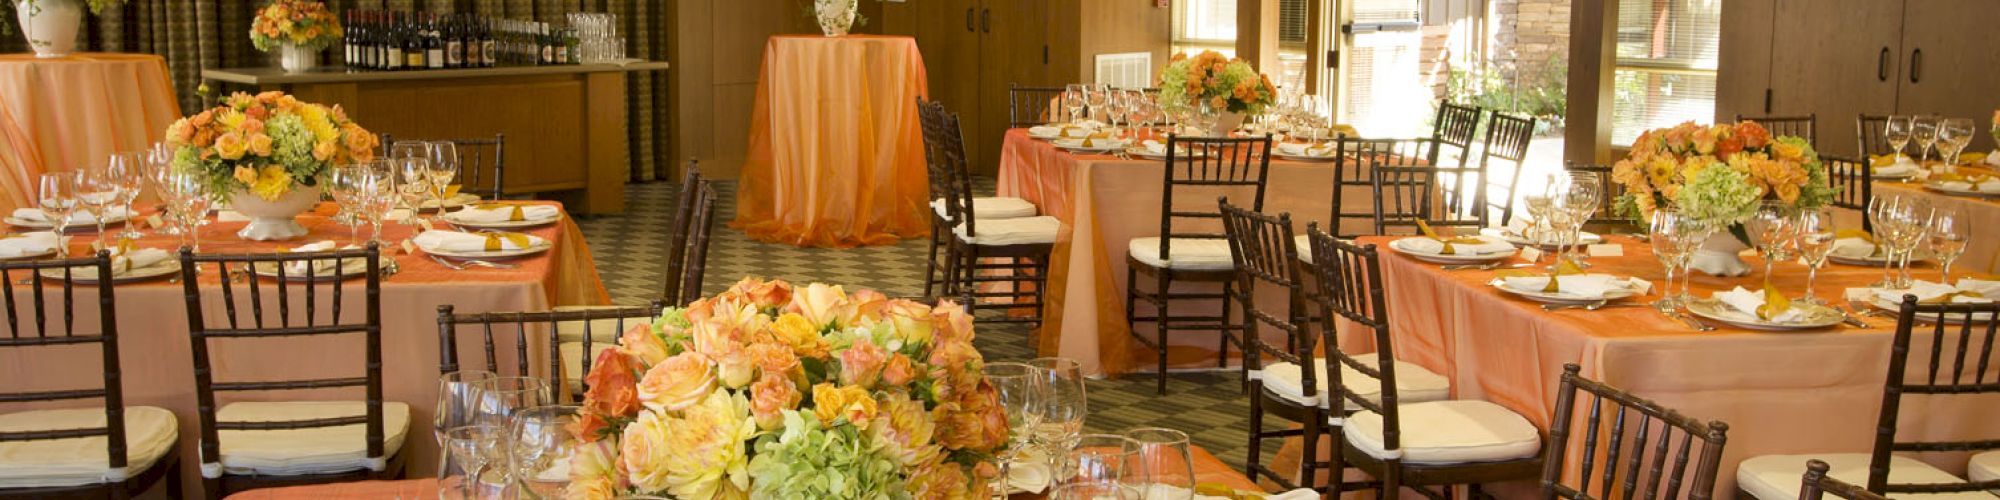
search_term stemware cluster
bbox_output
[1889,115,1978,170]
[565,12,625,62]
[433,371,569,499]
[1532,172,1602,269]
[985,358,1198,500]
[1867,195,1968,289]
[1051,428,1198,500]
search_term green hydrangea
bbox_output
[1674,164,1763,225]
[747,410,908,500]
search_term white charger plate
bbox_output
[1386,237,1516,264]
[1490,276,1644,305]
[415,193,484,211]
[421,239,553,260]
[37,259,179,284]
[1923,181,2000,197]
[440,211,562,230]
[6,213,130,230]
[247,257,383,281]
[1684,298,1843,331]
[1478,227,1603,249]
[1867,294,1997,324]
[1053,139,1127,153]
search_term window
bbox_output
[1173,0,1312,88]
[1611,0,1722,145]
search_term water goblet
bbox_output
[509,405,580,499]
[1793,209,1837,305]
[985,362,1047,497]
[74,168,120,249]
[1028,357,1088,466]
[1124,427,1194,500]
[1929,208,1969,283]
[106,152,144,240]
[470,376,555,429]
[1747,200,1800,282]
[1063,84,1088,124]
[1941,118,1975,168]
[36,172,77,257]
[1649,209,1694,310]
[397,157,432,223]
[1912,115,1938,162]
[435,370,497,445]
[1885,115,1911,162]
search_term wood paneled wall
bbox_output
[1073,0,1172,85]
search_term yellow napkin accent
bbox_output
[112,238,139,273]
[1921,290,1987,304]
[1961,152,1989,165]
[1870,154,1898,168]
[445,184,463,199]
[1495,261,1585,293]
[1415,220,1481,255]
[474,203,526,221]
[1757,281,1792,321]
[1934,172,1991,184]
[481,232,532,252]
[1081,137,1095,148]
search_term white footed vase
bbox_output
[15,0,83,59]
[231,186,321,241]
[1690,230,1754,277]
[1212,111,1245,136]
[278,44,317,73]
[815,0,855,37]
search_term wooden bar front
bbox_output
[201,63,669,214]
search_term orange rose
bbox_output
[567,411,609,443]
[581,348,642,420]
[246,133,273,157]
[214,132,248,160]
[881,353,918,387]
[1736,120,1772,149]
[636,351,714,413]
[839,337,889,388]
[618,323,670,366]
[748,374,800,430]
[744,341,798,377]
[725,277,793,308]
[788,283,849,327]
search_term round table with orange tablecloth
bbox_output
[0,53,182,213]
[731,35,931,248]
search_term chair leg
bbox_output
[1155,272,1171,395]
[1244,387,1262,481]
[1031,257,1050,327]
[166,459,185,499]
[1382,460,1402,499]
[202,477,222,500]
[960,250,978,318]
[923,225,942,298]
[1329,421,1349,498]
[1123,266,1139,327]
[1298,408,1321,490]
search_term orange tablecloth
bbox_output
[1877,179,2000,274]
[998,129,1378,376]
[0,202,609,498]
[222,444,1261,498]
[732,35,931,248]
[0,53,181,214]
[1270,235,2000,497]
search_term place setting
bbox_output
[1386,220,1519,265]
[411,228,551,266]
[33,243,178,285]
[242,240,393,281]
[438,203,563,229]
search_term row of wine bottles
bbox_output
[342,10,582,71]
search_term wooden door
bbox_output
[1713,0,1773,127]
[1894,0,2000,154]
[974,0,1050,175]
[916,0,985,147]
[1765,0,1904,157]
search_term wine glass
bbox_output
[1793,209,1837,305]
[73,167,121,249]
[427,141,461,213]
[1941,118,1975,168]
[106,152,144,240]
[143,143,186,236]
[1649,209,1695,310]
[1029,357,1088,465]
[509,405,580,499]
[435,370,497,445]
[356,160,397,245]
[1124,427,1194,500]
[470,376,554,429]
[1929,208,1969,283]
[390,140,429,163]
[1911,115,1938,162]
[1063,85,1088,125]
[327,165,366,246]
[167,171,212,253]
[1883,197,1932,289]
[1060,434,1135,488]
[985,362,1047,497]
[1746,200,1800,283]
[1085,85,1111,124]
[1885,115,1911,163]
[1866,195,1903,288]
[397,157,432,223]
[440,424,506,499]
[36,172,77,257]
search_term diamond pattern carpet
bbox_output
[573,180,1272,471]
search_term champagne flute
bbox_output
[1124,427,1195,500]
[1911,115,1938,162]
[985,362,1047,497]
[106,152,144,240]
[1929,208,1969,283]
[36,172,77,257]
[509,405,580,499]
[1794,209,1837,305]
[73,167,120,249]
[1885,115,1911,163]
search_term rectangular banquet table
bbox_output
[0,201,609,498]
[1287,234,2000,496]
[998,128,1383,376]
[1877,177,2000,275]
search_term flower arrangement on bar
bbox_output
[249,0,342,72]
[1156,50,1278,134]
[1611,120,1836,274]
[567,277,1006,499]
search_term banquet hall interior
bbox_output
[2,0,1998,498]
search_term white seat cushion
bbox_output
[0,407,177,488]
[933,197,1038,221]
[954,216,1060,246]
[1128,237,1235,271]
[1294,234,1313,262]
[1342,400,1540,464]
[561,341,619,389]
[1737,453,1992,500]
[208,401,411,478]
[1259,357,1451,409]
[1971,451,1999,484]
[552,305,656,343]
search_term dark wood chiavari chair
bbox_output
[1309,226,1539,499]
[1857,115,1893,159]
[436,301,663,402]
[1736,296,2000,498]
[1373,161,1489,236]
[0,252,182,499]
[930,101,1059,325]
[679,181,719,302]
[176,245,403,498]
[1126,134,1273,394]
[1801,460,1891,500]
[1737,114,1818,147]
[661,159,711,306]
[1330,137,1434,239]
[1821,154,1874,233]
[1481,113,1537,226]
[1429,101,1484,168]
[918,99,1040,299]
[1008,84,1069,128]
[1564,161,1639,233]
[1221,201,1323,489]
[377,133,507,200]
[1540,363,1730,500]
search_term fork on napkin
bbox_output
[109,247,170,275]
[411,230,542,253]
[1497,271,1648,298]
[452,204,559,223]
[1409,220,1511,255]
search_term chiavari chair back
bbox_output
[934,103,1057,324]
[0,252,181,498]
[680,181,720,302]
[1540,363,1730,500]
[1331,137,1433,239]
[1430,101,1484,168]
[176,244,403,497]
[1008,84,1069,128]
[377,133,506,200]
[1565,161,1638,232]
[1869,297,2000,495]
[1221,201,1323,489]
[436,301,663,402]
[1736,114,1817,147]
[1801,460,1890,500]
[1821,154,1873,232]
[662,159,707,305]
[1482,113,1538,226]
[1857,115,1892,158]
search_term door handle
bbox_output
[1910,48,1923,83]
[965,8,974,32]
[981,8,991,33]
[1877,47,1890,82]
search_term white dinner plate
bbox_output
[1053,138,1127,153]
[1124,147,1205,160]
[1478,228,1604,249]
[1867,294,1997,324]
[247,257,382,281]
[0,248,58,262]
[1826,249,1929,267]
[421,239,553,260]
[6,214,130,231]
[440,211,562,230]
[1272,152,1339,162]
[36,259,180,284]
[1684,298,1844,331]
[1922,182,2000,197]
[1385,237,1516,264]
[1489,277,1644,305]
[415,193,484,211]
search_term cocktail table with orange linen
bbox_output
[0,53,181,213]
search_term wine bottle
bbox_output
[445,15,464,69]
[385,12,405,70]
[480,16,497,68]
[404,12,425,69]
[425,13,445,69]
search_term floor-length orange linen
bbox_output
[732,35,931,248]
[0,202,608,498]
[997,129,1377,376]
[0,53,181,214]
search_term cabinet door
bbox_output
[1714,0,1773,125]
[1895,0,2000,153]
[1767,0,1904,157]
[917,0,985,155]
[974,0,1049,175]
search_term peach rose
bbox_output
[745,341,798,377]
[312,139,337,161]
[839,337,890,388]
[232,165,259,185]
[691,321,754,389]
[811,383,879,426]
[881,353,918,387]
[882,300,936,348]
[906,459,971,500]
[930,301,976,346]
[637,351,714,414]
[1737,120,1773,149]
[726,277,793,308]
[246,133,273,157]
[846,288,889,322]
[567,440,620,500]
[214,132,248,160]
[684,297,717,323]
[788,283,849,326]
[618,323,670,366]
[870,393,940,467]
[748,374,800,430]
[581,348,642,420]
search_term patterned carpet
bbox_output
[572,180,1272,470]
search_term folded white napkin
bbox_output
[1875,280,1997,304]
[1142,140,1167,155]
[1029,124,1097,138]
[452,204,559,223]
[1053,137,1125,150]
[1830,237,1879,258]
[0,231,58,257]
[1873,163,1920,178]
[1957,278,2000,296]
[411,230,541,253]
[1714,286,1806,322]
[11,206,128,225]
[1938,178,2000,192]
[1399,236,1515,256]
[282,241,342,276]
[1500,274,1650,298]
[111,248,169,275]
[1988,150,2000,167]
[1276,142,1336,157]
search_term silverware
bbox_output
[1664,310,1716,331]
[1442,262,1529,271]
[456,258,516,270]
[1846,299,1883,318]
[428,255,467,270]
[1541,300,1642,312]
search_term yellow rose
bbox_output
[214,132,248,160]
[246,133,273,157]
[232,165,259,185]
[812,383,878,426]
[618,410,675,492]
[636,351,714,414]
[658,391,755,500]
[1772,142,1805,162]
[617,323,670,366]
[312,140,337,162]
[787,283,849,327]
[768,313,828,358]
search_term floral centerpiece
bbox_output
[165,90,377,240]
[567,278,1007,499]
[1611,120,1835,275]
[1157,50,1278,135]
[249,0,341,73]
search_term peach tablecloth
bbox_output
[0,53,181,214]
[998,129,1377,376]
[221,444,1262,498]
[1277,235,2000,497]
[732,35,931,248]
[0,202,609,498]
[1878,179,2000,274]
